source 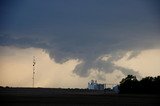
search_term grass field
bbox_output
[0,88,160,106]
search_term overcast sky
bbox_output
[0,0,160,88]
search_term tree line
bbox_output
[119,75,160,94]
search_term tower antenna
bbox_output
[32,56,36,87]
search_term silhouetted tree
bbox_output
[119,75,139,93]
[153,76,160,93]
[139,76,154,93]
[119,75,160,94]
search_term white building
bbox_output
[88,80,106,90]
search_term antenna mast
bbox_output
[32,56,36,87]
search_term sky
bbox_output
[0,0,160,88]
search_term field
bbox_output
[0,88,160,106]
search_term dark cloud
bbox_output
[127,51,141,60]
[0,0,160,80]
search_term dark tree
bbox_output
[119,75,139,93]
[119,75,160,94]
[140,76,154,93]
[153,76,160,93]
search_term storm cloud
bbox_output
[0,0,160,80]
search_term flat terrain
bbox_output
[0,88,160,106]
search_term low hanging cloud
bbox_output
[0,0,160,80]
[0,31,159,80]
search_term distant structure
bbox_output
[113,85,120,93]
[88,80,106,90]
[32,56,36,87]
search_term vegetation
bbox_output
[119,75,160,94]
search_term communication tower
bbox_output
[32,56,36,87]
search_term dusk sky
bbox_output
[0,0,160,88]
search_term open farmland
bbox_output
[0,88,160,106]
